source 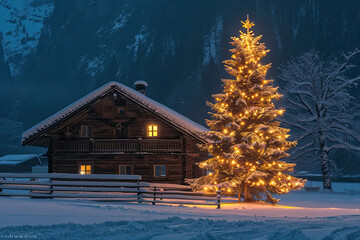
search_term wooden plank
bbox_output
[0,185,51,191]
[52,180,150,187]
[147,183,191,190]
[0,173,141,181]
[0,173,53,178]
[0,180,51,185]
[140,200,217,206]
[0,192,51,198]
[143,190,216,196]
[51,193,138,198]
[141,194,218,201]
[52,186,149,193]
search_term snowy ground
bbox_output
[0,181,360,240]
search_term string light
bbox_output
[195,15,304,201]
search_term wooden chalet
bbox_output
[22,81,208,184]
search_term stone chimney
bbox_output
[134,80,148,95]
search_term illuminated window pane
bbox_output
[79,165,91,174]
[147,125,158,137]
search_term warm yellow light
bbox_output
[231,160,236,164]
[279,110,284,114]
[148,125,158,137]
[260,98,264,101]
[241,122,245,125]
[263,80,267,84]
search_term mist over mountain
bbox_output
[1,0,360,173]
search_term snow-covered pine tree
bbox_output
[189,16,305,204]
[279,50,360,191]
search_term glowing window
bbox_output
[79,165,92,175]
[147,125,158,137]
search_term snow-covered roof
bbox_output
[0,154,39,165]
[22,81,208,145]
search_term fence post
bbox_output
[0,177,3,193]
[160,188,163,200]
[29,178,35,199]
[216,190,222,209]
[137,179,142,203]
[49,177,53,199]
[152,187,156,205]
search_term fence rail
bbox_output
[0,173,223,208]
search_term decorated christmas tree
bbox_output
[190,16,305,204]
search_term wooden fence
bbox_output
[0,173,222,209]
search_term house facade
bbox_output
[22,81,208,184]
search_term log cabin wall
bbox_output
[46,92,207,184]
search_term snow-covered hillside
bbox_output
[0,0,53,76]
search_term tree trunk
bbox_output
[319,135,332,191]
[237,190,241,203]
[243,185,254,202]
[265,189,279,204]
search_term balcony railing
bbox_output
[54,139,183,153]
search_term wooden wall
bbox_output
[46,90,207,184]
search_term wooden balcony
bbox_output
[54,139,183,153]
